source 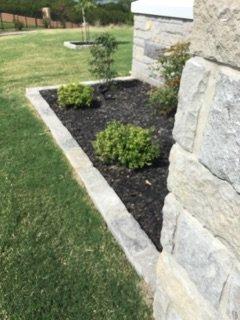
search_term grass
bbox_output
[0,21,15,31]
[0,21,41,32]
[0,27,152,319]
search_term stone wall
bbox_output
[154,0,240,319]
[132,14,193,86]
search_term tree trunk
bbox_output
[82,7,87,42]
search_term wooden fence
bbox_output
[0,12,81,30]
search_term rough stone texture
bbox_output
[166,308,182,320]
[161,193,181,254]
[220,266,240,320]
[199,68,240,194]
[191,0,240,69]
[154,252,219,320]
[168,144,240,260]
[154,284,183,320]
[173,57,213,152]
[160,193,240,318]
[144,42,166,60]
[154,1,240,318]
[173,58,240,189]
[153,284,171,320]
[132,14,193,86]
[173,206,235,309]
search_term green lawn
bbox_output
[0,21,15,31]
[0,27,152,319]
[0,21,42,32]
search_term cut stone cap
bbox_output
[131,0,194,20]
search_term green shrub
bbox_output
[93,121,160,169]
[149,86,178,115]
[149,42,190,115]
[159,42,190,85]
[89,33,118,86]
[43,18,51,28]
[58,83,94,108]
[14,20,24,31]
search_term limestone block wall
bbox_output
[154,1,240,319]
[131,1,193,86]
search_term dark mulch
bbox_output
[71,41,95,45]
[41,80,174,250]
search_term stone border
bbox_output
[26,76,159,293]
[64,41,95,50]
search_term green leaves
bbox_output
[93,121,160,169]
[89,33,118,85]
[58,83,94,108]
[148,86,178,116]
[159,42,190,85]
[149,42,190,115]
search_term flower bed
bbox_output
[40,80,174,250]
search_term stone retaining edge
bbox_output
[25,76,159,293]
[64,41,94,50]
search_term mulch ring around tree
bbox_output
[41,80,175,251]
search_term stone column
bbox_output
[131,0,193,86]
[42,7,51,21]
[154,1,240,319]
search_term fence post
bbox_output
[25,16,28,28]
[0,13,4,30]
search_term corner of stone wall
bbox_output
[131,13,193,86]
[154,0,240,319]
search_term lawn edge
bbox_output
[26,76,159,293]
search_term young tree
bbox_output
[89,32,118,88]
[74,0,95,42]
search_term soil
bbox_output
[41,80,174,251]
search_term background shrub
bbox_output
[93,121,160,169]
[1,0,134,26]
[149,42,190,115]
[86,3,133,26]
[43,18,51,29]
[58,83,93,108]
[14,20,24,31]
[89,32,118,86]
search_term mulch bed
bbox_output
[71,41,95,45]
[41,80,174,251]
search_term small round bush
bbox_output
[148,86,178,115]
[58,83,94,108]
[93,121,160,169]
